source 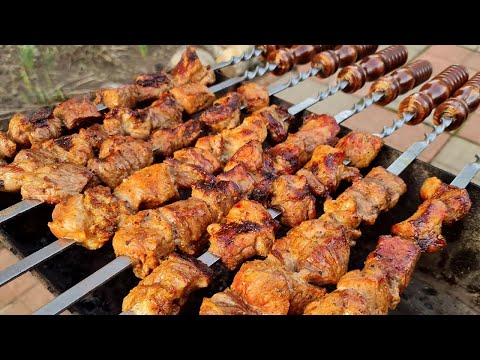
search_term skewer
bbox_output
[31,54,429,315]
[0,67,322,227]
[287,45,408,115]
[304,153,480,315]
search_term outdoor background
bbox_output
[0,45,479,314]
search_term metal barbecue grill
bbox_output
[0,45,479,315]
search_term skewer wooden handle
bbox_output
[368,60,433,105]
[337,45,408,93]
[398,64,469,125]
[312,45,379,78]
[433,72,480,130]
[267,45,336,75]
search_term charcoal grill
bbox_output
[0,55,479,315]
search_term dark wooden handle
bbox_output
[311,45,379,78]
[433,72,480,130]
[368,60,433,105]
[267,45,336,75]
[337,45,408,93]
[398,64,469,125]
[255,45,291,61]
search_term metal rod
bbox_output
[287,81,348,116]
[211,49,263,71]
[374,112,415,139]
[387,117,453,176]
[208,63,277,93]
[0,199,43,224]
[334,92,384,124]
[450,154,480,188]
[33,256,131,315]
[0,238,75,287]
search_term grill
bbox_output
[0,45,479,315]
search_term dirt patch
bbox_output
[0,45,182,122]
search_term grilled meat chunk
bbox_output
[114,164,179,212]
[170,83,215,114]
[163,159,214,188]
[236,83,269,113]
[420,177,472,224]
[170,46,215,86]
[53,97,102,130]
[230,256,326,315]
[208,200,277,270]
[96,72,172,109]
[0,165,28,192]
[254,105,293,143]
[272,218,351,285]
[195,134,224,161]
[113,209,176,279]
[8,107,62,147]
[199,92,244,132]
[88,136,153,188]
[123,253,213,315]
[0,132,16,159]
[149,119,202,157]
[191,178,241,223]
[270,174,316,228]
[21,163,99,204]
[364,235,421,309]
[200,289,257,315]
[335,131,384,168]
[298,145,361,197]
[269,114,340,174]
[140,93,183,130]
[103,107,151,139]
[78,124,109,151]
[173,147,222,174]
[391,199,448,253]
[38,133,94,166]
[304,289,370,315]
[217,164,255,195]
[157,198,213,256]
[48,186,132,250]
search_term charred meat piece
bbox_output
[170,83,215,114]
[200,289,257,315]
[8,107,62,147]
[364,235,421,309]
[78,124,109,152]
[219,115,268,163]
[208,200,277,270]
[271,218,351,285]
[139,93,183,130]
[134,71,173,90]
[173,147,222,174]
[304,289,370,315]
[254,105,293,143]
[170,46,215,86]
[163,158,214,188]
[157,198,213,256]
[236,83,269,113]
[420,177,472,224]
[270,174,316,228]
[48,186,132,250]
[113,209,176,279]
[230,256,326,315]
[53,97,102,130]
[114,164,179,212]
[195,134,224,161]
[335,131,384,169]
[0,132,16,159]
[0,165,28,192]
[103,107,151,139]
[199,92,244,132]
[21,163,99,204]
[88,136,153,188]
[217,164,255,196]
[391,200,448,253]
[149,119,202,157]
[38,133,95,166]
[191,178,241,223]
[269,114,340,174]
[123,253,213,315]
[297,145,361,197]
